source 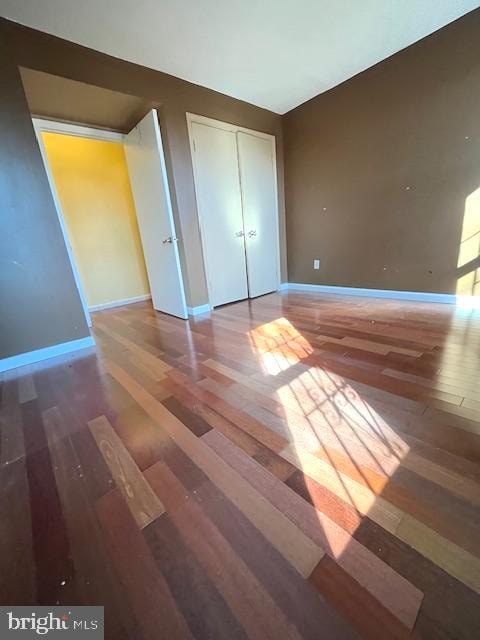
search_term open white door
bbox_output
[125,110,188,319]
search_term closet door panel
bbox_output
[237,132,279,298]
[191,123,248,307]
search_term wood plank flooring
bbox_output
[1,291,480,639]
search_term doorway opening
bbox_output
[39,122,150,320]
[22,68,188,325]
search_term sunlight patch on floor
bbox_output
[247,317,313,375]
[249,317,410,556]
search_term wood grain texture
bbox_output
[21,397,74,605]
[145,513,251,640]
[108,362,324,578]
[280,442,404,534]
[0,458,35,604]
[18,371,37,404]
[395,514,480,595]
[2,291,480,639]
[43,406,137,637]
[96,487,193,640]
[185,470,360,640]
[203,429,423,629]
[145,461,314,640]
[310,555,419,640]
[88,415,165,528]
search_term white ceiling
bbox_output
[1,0,478,113]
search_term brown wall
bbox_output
[284,10,480,295]
[0,18,285,311]
[3,9,474,362]
[20,67,155,133]
[0,35,89,359]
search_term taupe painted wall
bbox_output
[0,36,89,359]
[284,10,480,295]
[0,18,286,310]
[3,9,475,363]
[21,67,154,133]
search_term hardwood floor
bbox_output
[1,291,480,639]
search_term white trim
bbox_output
[185,112,281,308]
[32,117,125,142]
[0,336,95,373]
[32,118,93,328]
[187,303,212,316]
[89,294,151,312]
[279,282,480,308]
[186,113,276,141]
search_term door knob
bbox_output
[234,230,244,238]
[162,236,178,244]
[248,230,257,238]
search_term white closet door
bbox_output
[125,110,188,319]
[191,122,248,307]
[237,132,279,298]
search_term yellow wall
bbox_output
[42,132,150,307]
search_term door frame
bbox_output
[186,112,281,308]
[32,117,123,328]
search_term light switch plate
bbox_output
[313,259,320,270]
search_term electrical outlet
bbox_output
[313,259,320,270]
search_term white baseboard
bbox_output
[187,303,211,316]
[89,294,151,312]
[89,294,211,317]
[0,335,96,373]
[279,282,480,308]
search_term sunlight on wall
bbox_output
[457,186,480,296]
[42,132,150,307]
[248,318,409,556]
